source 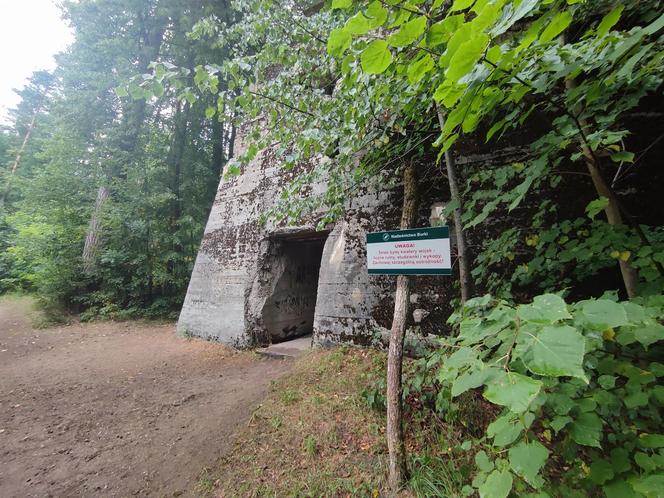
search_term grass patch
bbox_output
[201,347,388,497]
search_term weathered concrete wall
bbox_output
[177,128,288,345]
[313,212,393,345]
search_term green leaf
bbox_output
[475,450,494,472]
[484,372,542,413]
[151,81,164,98]
[331,0,352,10]
[631,474,664,498]
[639,433,664,449]
[517,294,571,324]
[598,375,616,389]
[205,106,216,119]
[634,323,664,348]
[407,53,434,84]
[472,0,503,33]
[539,11,572,43]
[479,469,513,498]
[345,13,370,35]
[446,33,490,82]
[487,413,522,446]
[440,133,459,153]
[458,317,510,345]
[635,452,657,472]
[427,15,465,46]
[475,450,493,472]
[550,415,571,433]
[570,412,603,448]
[388,16,426,47]
[433,81,467,108]
[452,367,498,396]
[365,1,388,28]
[589,459,615,485]
[327,28,352,57]
[360,40,392,74]
[524,325,587,381]
[610,448,632,473]
[643,12,664,35]
[450,0,475,12]
[580,300,628,329]
[440,23,473,68]
[596,5,624,37]
[115,86,128,98]
[624,389,649,409]
[508,441,548,487]
[548,393,574,415]
[585,197,608,219]
[652,363,664,377]
[603,479,639,498]
[610,151,635,163]
[445,346,478,369]
[129,83,145,100]
[507,176,533,211]
[486,119,506,142]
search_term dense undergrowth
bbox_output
[364,293,664,497]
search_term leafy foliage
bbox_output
[364,293,664,496]
[445,294,664,496]
[1,0,236,317]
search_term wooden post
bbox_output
[386,161,418,493]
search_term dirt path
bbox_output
[0,297,292,497]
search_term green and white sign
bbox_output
[366,226,451,275]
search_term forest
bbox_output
[0,0,236,319]
[1,0,664,496]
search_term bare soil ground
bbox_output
[0,296,292,497]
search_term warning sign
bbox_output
[366,226,451,276]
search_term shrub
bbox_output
[424,293,664,497]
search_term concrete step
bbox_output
[256,335,312,359]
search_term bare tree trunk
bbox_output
[436,107,473,303]
[228,120,237,161]
[1,113,37,207]
[81,6,167,267]
[564,79,638,298]
[82,186,110,273]
[386,161,418,494]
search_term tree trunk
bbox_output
[167,100,190,222]
[209,105,226,205]
[1,113,37,207]
[81,6,167,267]
[386,161,418,494]
[211,112,225,178]
[436,107,473,303]
[82,186,110,273]
[228,120,237,161]
[564,79,638,298]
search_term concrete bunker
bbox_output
[178,125,486,346]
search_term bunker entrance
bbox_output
[261,233,327,343]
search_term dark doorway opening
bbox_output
[261,233,327,343]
